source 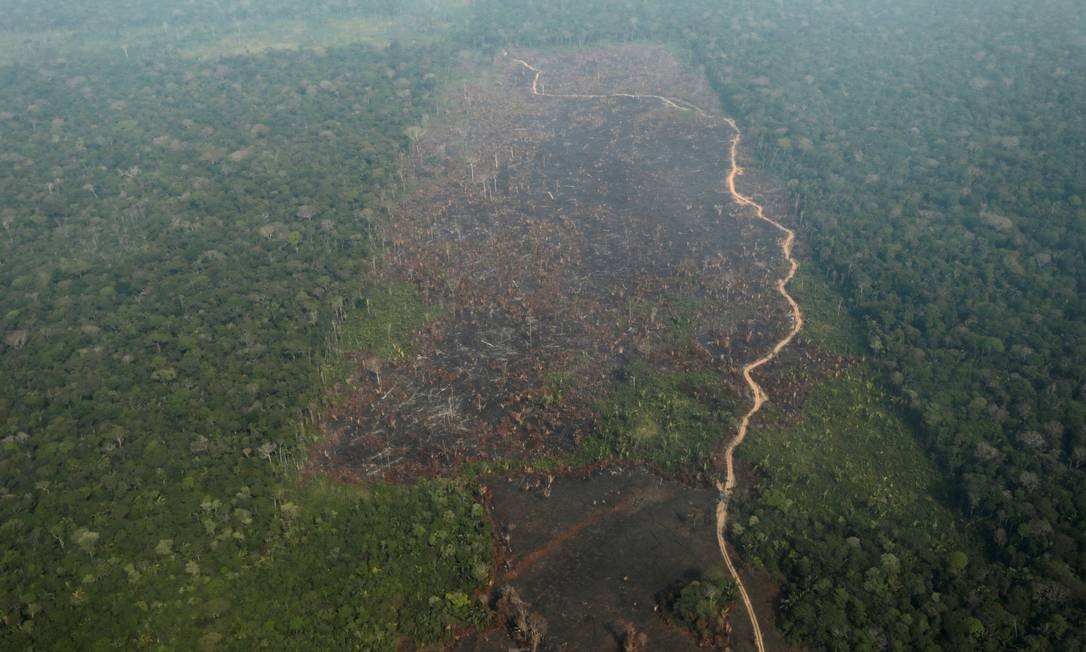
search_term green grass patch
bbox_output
[541,371,576,406]
[661,296,709,346]
[321,282,440,387]
[623,295,713,351]
[462,454,570,479]
[340,283,438,359]
[584,361,739,474]
[789,264,865,355]
[737,373,956,538]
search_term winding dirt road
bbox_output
[714,116,803,652]
[512,57,803,652]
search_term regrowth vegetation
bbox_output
[588,364,738,475]
[661,573,740,648]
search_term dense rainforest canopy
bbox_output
[2,0,1084,649]
[1,3,492,648]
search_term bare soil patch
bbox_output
[456,467,720,651]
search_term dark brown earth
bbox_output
[456,467,719,651]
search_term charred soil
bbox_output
[311,45,816,481]
[459,468,720,652]
[309,44,829,650]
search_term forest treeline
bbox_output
[1,0,422,33]
[468,0,1086,649]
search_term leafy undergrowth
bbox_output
[462,361,741,478]
[730,267,1000,649]
[321,282,440,388]
[339,283,439,359]
[584,362,739,475]
[661,571,739,648]
[788,265,865,356]
[739,375,956,540]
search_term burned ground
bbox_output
[457,468,721,651]
[310,45,812,481]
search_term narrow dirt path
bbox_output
[512,57,803,652]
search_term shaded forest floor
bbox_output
[308,44,837,650]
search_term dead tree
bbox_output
[622,621,648,652]
[361,354,382,387]
[496,585,548,652]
